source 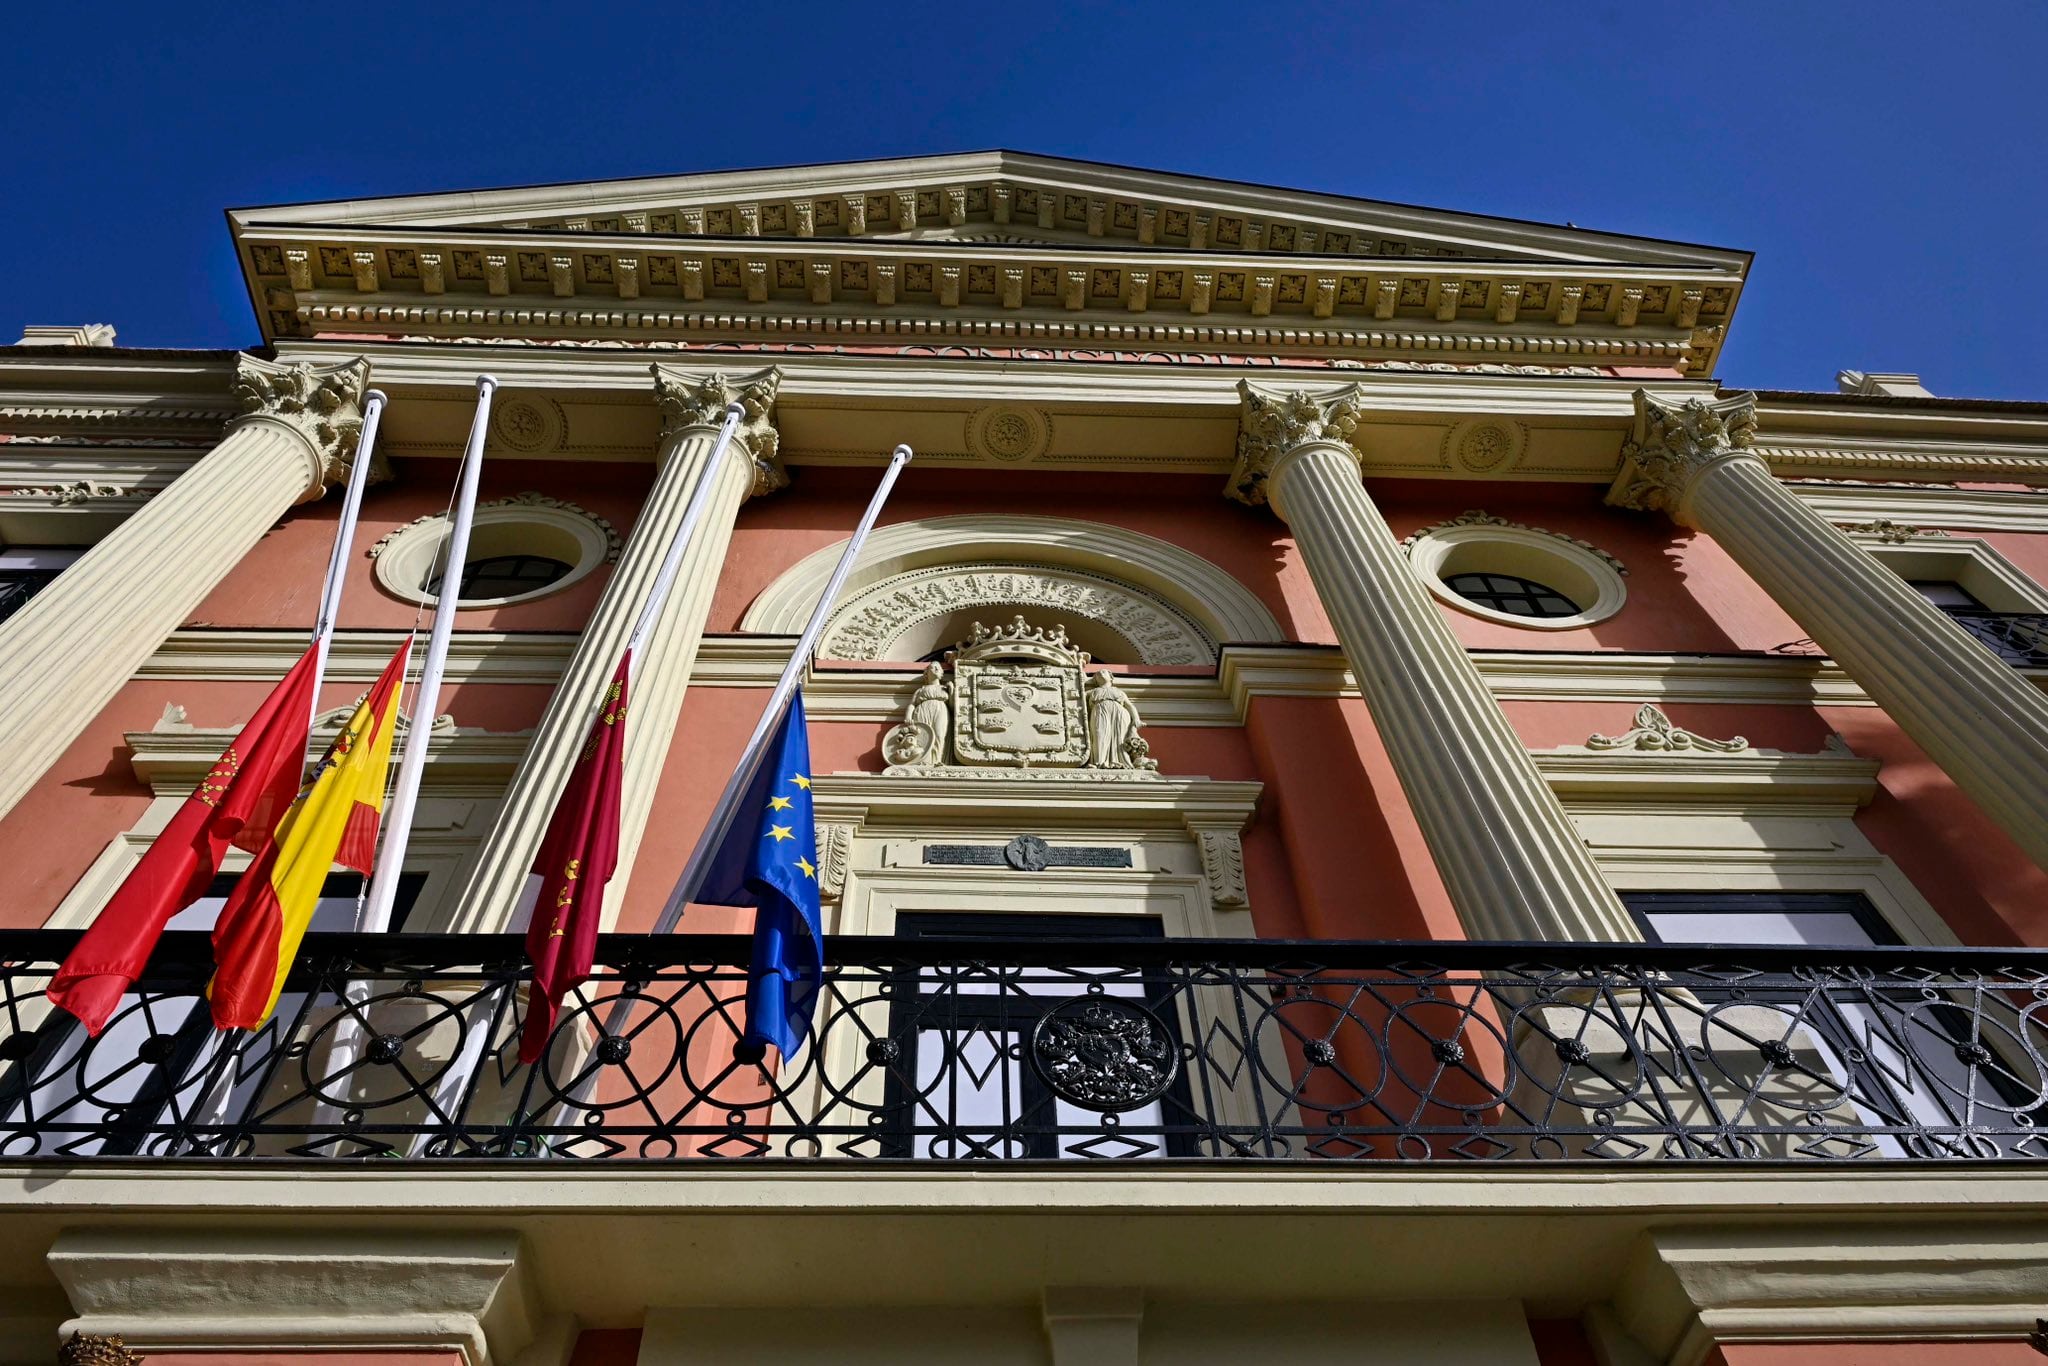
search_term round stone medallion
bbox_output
[969,406,1050,463]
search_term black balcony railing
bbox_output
[0,571,62,627]
[1,929,2045,1163]
[1943,609,2048,668]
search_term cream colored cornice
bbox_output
[233,151,1746,272]
[811,771,1263,832]
[1791,481,2048,532]
[236,221,1728,373]
[146,630,2048,717]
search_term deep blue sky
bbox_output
[8,3,2044,398]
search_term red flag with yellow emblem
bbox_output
[520,654,630,1064]
[47,646,322,1034]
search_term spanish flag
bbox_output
[48,645,321,1035]
[209,639,411,1030]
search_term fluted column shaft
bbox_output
[1614,391,2048,872]
[0,356,368,820]
[1233,384,1636,943]
[445,367,782,931]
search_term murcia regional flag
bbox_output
[47,644,323,1035]
[519,655,630,1065]
[209,639,411,1030]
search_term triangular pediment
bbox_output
[231,150,1745,271]
[229,151,1748,376]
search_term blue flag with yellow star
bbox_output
[698,690,823,1062]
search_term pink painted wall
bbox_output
[8,442,2046,957]
[189,457,652,633]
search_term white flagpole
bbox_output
[306,389,386,723]
[626,403,746,661]
[359,374,497,935]
[651,442,913,936]
[407,402,748,1147]
[185,388,389,1151]
[543,443,912,1128]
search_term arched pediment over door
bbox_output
[741,514,1282,665]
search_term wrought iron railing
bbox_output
[0,571,61,627]
[1941,609,2048,668]
[0,930,2043,1162]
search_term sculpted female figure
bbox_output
[885,661,951,767]
[1084,670,1140,769]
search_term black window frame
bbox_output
[880,912,1197,1159]
[424,553,573,601]
[1440,570,1582,619]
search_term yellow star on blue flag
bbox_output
[696,691,823,1063]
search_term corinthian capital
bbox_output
[1607,390,1760,518]
[1227,381,1366,506]
[650,364,785,496]
[228,354,372,492]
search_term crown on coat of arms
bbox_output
[945,615,1091,669]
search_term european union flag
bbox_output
[698,691,822,1063]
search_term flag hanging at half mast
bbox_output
[209,638,411,1030]
[46,644,321,1036]
[696,691,823,1063]
[519,654,630,1064]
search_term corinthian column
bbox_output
[1232,383,1636,942]
[0,355,369,820]
[445,366,782,931]
[1611,391,2048,872]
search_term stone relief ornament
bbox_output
[881,616,1160,777]
[228,355,373,489]
[367,491,621,564]
[1607,391,1760,515]
[1837,519,1949,544]
[1229,381,1367,506]
[1401,510,1628,575]
[823,563,1214,666]
[1584,703,1748,754]
[649,363,785,496]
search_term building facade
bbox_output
[2,152,2047,1364]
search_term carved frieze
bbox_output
[1607,391,1760,516]
[823,563,1215,666]
[227,354,373,490]
[1228,381,1367,506]
[882,617,1160,778]
[649,364,785,496]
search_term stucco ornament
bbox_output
[1585,703,1747,754]
[649,363,785,496]
[882,616,1159,777]
[228,354,373,490]
[1227,381,1367,505]
[1607,391,1759,516]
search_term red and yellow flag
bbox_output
[47,645,321,1035]
[520,654,630,1064]
[209,639,411,1030]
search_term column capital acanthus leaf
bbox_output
[227,354,373,494]
[650,363,786,497]
[1227,381,1366,506]
[1607,390,1760,517]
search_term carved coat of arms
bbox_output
[882,616,1158,777]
